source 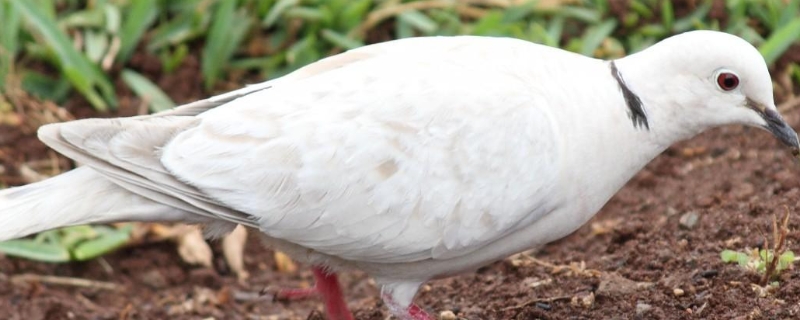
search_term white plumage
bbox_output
[1,31,797,319]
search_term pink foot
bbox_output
[382,292,434,320]
[407,304,435,320]
[272,267,354,320]
[272,286,317,300]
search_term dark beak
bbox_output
[747,98,800,150]
[762,108,800,149]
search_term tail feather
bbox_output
[0,167,208,242]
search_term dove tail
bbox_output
[0,167,196,242]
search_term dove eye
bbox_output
[716,72,739,91]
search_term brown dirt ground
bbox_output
[4,9,800,320]
[4,68,800,320]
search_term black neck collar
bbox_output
[610,61,649,130]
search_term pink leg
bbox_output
[272,287,317,300]
[272,267,353,320]
[312,267,354,320]
[382,293,434,320]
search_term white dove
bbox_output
[1,30,798,320]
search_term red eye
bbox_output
[717,72,739,91]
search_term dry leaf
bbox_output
[274,251,298,274]
[146,223,183,239]
[19,163,50,183]
[589,218,622,236]
[221,225,249,280]
[177,226,213,268]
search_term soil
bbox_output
[4,10,800,320]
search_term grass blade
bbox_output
[673,1,711,32]
[0,0,21,90]
[661,0,674,31]
[103,3,121,33]
[0,239,71,263]
[58,6,104,29]
[398,10,438,34]
[776,0,799,29]
[546,16,564,47]
[11,0,117,111]
[58,225,98,249]
[117,0,159,63]
[321,29,363,50]
[759,18,800,65]
[285,34,320,69]
[502,1,537,23]
[340,0,372,30]
[21,71,71,102]
[121,69,175,113]
[263,0,299,28]
[71,228,131,261]
[84,30,109,63]
[285,6,328,23]
[555,6,602,24]
[147,11,208,52]
[202,1,252,90]
[160,44,189,73]
[581,19,617,56]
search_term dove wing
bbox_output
[36,35,395,227]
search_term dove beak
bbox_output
[763,108,800,149]
[750,99,800,149]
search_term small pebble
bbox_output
[635,302,652,316]
[731,182,754,199]
[522,277,552,288]
[679,211,699,229]
[698,270,718,278]
[536,302,552,310]
[439,310,457,320]
[138,270,168,289]
[725,148,741,160]
[673,288,685,297]
[570,291,595,308]
[694,195,715,207]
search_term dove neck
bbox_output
[612,52,712,147]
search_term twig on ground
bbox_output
[11,274,122,291]
[74,292,103,310]
[101,36,121,71]
[501,295,573,311]
[118,303,134,320]
[778,94,800,113]
[520,254,602,278]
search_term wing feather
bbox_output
[39,118,256,228]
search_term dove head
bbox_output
[616,30,799,152]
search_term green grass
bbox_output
[1,0,799,113]
[0,224,133,263]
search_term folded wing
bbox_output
[41,36,564,264]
